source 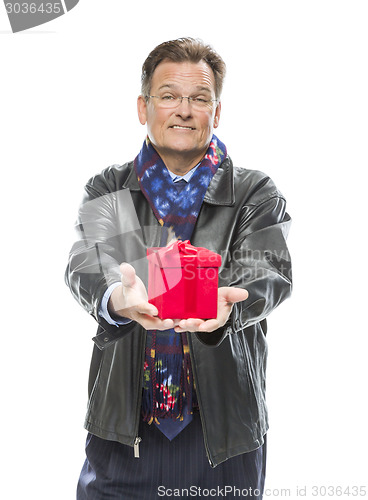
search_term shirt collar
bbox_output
[168,163,200,183]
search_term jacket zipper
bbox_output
[199,412,215,467]
[134,436,142,458]
[187,335,215,468]
[133,330,146,459]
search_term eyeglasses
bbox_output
[146,95,218,111]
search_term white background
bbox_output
[1,1,367,498]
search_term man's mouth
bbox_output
[170,125,195,130]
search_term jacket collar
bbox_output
[122,156,235,206]
[204,156,234,206]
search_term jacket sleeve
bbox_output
[65,167,137,347]
[196,173,292,347]
[223,185,292,333]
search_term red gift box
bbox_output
[147,240,222,319]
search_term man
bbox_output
[66,38,292,499]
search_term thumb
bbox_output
[221,287,249,304]
[120,263,136,287]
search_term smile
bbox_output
[170,125,195,130]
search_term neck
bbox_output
[152,147,207,176]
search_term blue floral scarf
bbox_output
[134,134,227,428]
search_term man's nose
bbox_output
[175,97,192,117]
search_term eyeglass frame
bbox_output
[145,95,219,108]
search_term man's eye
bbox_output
[161,95,176,101]
[192,97,208,103]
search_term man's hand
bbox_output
[174,287,249,333]
[108,263,180,331]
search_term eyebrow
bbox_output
[157,84,212,94]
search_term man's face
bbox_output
[137,60,221,165]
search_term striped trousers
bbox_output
[77,413,266,499]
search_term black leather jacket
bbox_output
[65,156,292,467]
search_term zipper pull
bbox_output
[134,436,142,458]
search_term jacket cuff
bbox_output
[92,320,135,350]
[195,318,232,347]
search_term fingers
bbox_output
[174,317,222,333]
[174,318,205,333]
[173,287,249,333]
[133,312,178,331]
[134,301,159,318]
[120,284,249,333]
[120,262,136,287]
[197,319,219,332]
[220,287,249,304]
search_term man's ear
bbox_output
[213,101,221,128]
[137,95,147,125]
